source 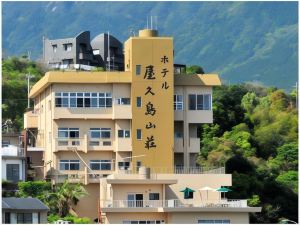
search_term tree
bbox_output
[186,65,205,74]
[276,171,298,194]
[51,181,88,217]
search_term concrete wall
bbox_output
[73,183,100,221]
[1,158,25,181]
[105,212,167,224]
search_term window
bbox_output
[5,212,10,224]
[55,92,112,108]
[90,128,111,139]
[63,43,72,51]
[90,160,111,170]
[59,160,80,170]
[198,220,230,224]
[174,95,183,110]
[123,220,164,224]
[184,191,194,199]
[136,161,142,171]
[58,128,79,139]
[6,164,19,182]
[189,94,211,110]
[149,193,160,200]
[118,161,130,170]
[136,97,142,108]
[174,132,183,138]
[2,140,10,147]
[17,213,32,224]
[137,129,142,140]
[116,98,131,105]
[136,65,141,75]
[52,44,57,53]
[84,93,91,107]
[118,130,130,138]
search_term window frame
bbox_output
[174,94,183,110]
[90,160,112,171]
[59,160,80,170]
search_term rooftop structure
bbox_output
[43,31,124,71]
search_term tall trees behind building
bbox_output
[198,84,298,223]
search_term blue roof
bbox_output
[2,197,49,211]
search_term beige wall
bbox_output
[167,212,249,224]
[111,184,163,201]
[159,174,231,202]
[128,35,174,172]
[73,183,100,221]
[105,212,167,224]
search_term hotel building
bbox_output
[24,28,261,223]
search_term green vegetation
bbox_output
[2,57,44,131]
[198,83,298,223]
[14,181,87,220]
[48,214,91,224]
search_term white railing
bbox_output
[1,147,25,157]
[118,167,225,175]
[102,199,248,209]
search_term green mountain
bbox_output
[2,1,298,90]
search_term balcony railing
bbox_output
[102,199,248,208]
[1,147,25,157]
[55,138,85,152]
[118,167,225,175]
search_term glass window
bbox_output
[118,161,130,170]
[149,193,159,200]
[136,97,142,108]
[136,65,141,75]
[17,213,32,224]
[118,130,130,138]
[70,93,76,107]
[137,129,142,140]
[174,94,183,110]
[197,94,204,110]
[59,160,80,170]
[189,95,196,110]
[90,160,111,170]
[116,98,131,105]
[204,94,211,110]
[91,93,98,107]
[84,93,91,107]
[58,128,79,139]
[52,45,57,53]
[90,128,111,139]
[55,93,62,107]
[77,93,84,107]
[63,43,72,51]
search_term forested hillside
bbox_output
[198,84,298,223]
[2,1,298,90]
[1,57,298,223]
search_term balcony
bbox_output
[88,138,114,151]
[50,169,114,185]
[188,138,200,152]
[102,199,249,209]
[1,147,25,157]
[118,167,225,174]
[24,110,38,128]
[174,138,184,152]
[55,138,86,152]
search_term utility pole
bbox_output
[26,74,35,108]
[107,31,110,71]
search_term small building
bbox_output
[2,197,49,224]
[1,144,26,183]
[43,31,124,71]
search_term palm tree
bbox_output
[52,180,88,217]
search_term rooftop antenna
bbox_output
[107,31,110,71]
[147,16,149,29]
